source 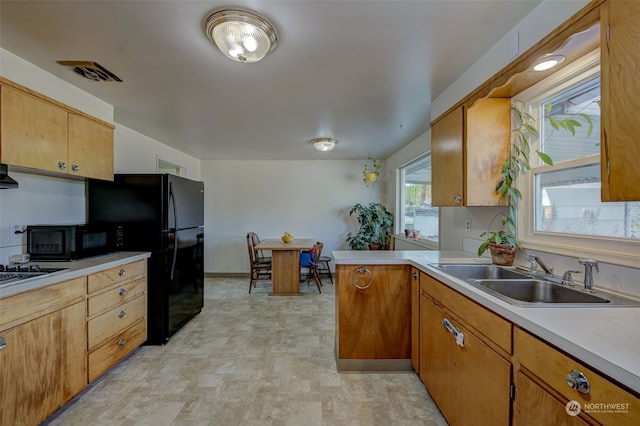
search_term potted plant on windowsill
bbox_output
[346,202,394,250]
[478,100,594,265]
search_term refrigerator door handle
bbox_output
[170,231,178,280]
[169,181,178,230]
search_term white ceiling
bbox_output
[0,0,541,161]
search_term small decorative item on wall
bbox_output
[362,157,381,186]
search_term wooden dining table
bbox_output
[254,238,315,296]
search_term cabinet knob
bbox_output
[454,195,462,204]
[118,339,126,347]
[412,272,418,279]
[0,337,6,350]
[71,164,80,172]
[118,269,126,276]
[118,288,127,296]
[567,369,591,394]
[118,310,126,319]
[57,161,67,170]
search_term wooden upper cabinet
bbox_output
[431,100,511,207]
[600,0,640,201]
[69,114,114,181]
[0,77,114,181]
[466,98,510,206]
[432,105,464,206]
[0,85,69,173]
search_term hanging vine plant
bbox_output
[362,157,381,186]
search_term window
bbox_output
[400,155,438,243]
[515,52,639,267]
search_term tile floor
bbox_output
[47,277,447,425]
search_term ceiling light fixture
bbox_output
[310,138,337,152]
[532,55,566,72]
[204,8,277,63]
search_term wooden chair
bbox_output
[248,232,271,264]
[299,241,323,293]
[246,232,272,293]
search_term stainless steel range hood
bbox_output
[0,164,19,189]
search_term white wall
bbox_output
[0,47,201,263]
[201,160,384,273]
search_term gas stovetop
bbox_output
[0,264,69,285]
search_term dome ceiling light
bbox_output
[204,8,278,63]
[310,138,337,152]
[532,54,566,72]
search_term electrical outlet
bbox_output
[9,221,27,239]
[465,219,471,232]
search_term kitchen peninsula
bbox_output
[333,250,640,426]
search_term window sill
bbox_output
[394,235,438,251]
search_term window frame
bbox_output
[513,51,639,268]
[397,153,439,250]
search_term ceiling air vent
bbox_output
[56,61,122,82]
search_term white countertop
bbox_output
[333,250,640,393]
[0,252,151,299]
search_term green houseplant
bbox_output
[346,202,394,250]
[478,100,594,265]
[362,157,381,185]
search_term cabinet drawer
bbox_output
[87,295,146,350]
[88,319,146,382]
[87,260,146,294]
[515,327,640,426]
[87,277,146,318]
[0,277,86,332]
[422,274,511,354]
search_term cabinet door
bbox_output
[601,0,640,201]
[514,371,591,426]
[0,85,69,173]
[68,113,114,181]
[432,106,464,206]
[420,296,511,426]
[466,98,511,206]
[410,268,420,372]
[337,265,411,360]
[0,301,86,426]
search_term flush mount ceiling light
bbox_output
[532,55,566,72]
[310,138,337,152]
[204,8,277,63]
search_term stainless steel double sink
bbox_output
[430,263,640,307]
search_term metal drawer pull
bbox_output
[351,266,373,290]
[118,310,126,319]
[0,337,6,350]
[118,339,126,347]
[119,288,127,296]
[118,269,126,276]
[442,318,465,347]
[567,369,591,394]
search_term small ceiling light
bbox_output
[532,55,566,72]
[204,8,277,63]
[310,138,337,152]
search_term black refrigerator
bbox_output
[87,174,204,345]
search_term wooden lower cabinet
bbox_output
[86,261,148,382]
[410,268,420,372]
[335,264,411,370]
[0,283,86,426]
[514,370,590,426]
[514,327,640,426]
[420,294,511,426]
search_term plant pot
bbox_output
[364,172,378,182]
[412,231,421,239]
[368,243,382,250]
[404,229,413,238]
[488,243,516,266]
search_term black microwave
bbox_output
[27,224,115,261]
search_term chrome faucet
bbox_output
[578,259,599,291]
[528,254,553,276]
[561,270,581,286]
